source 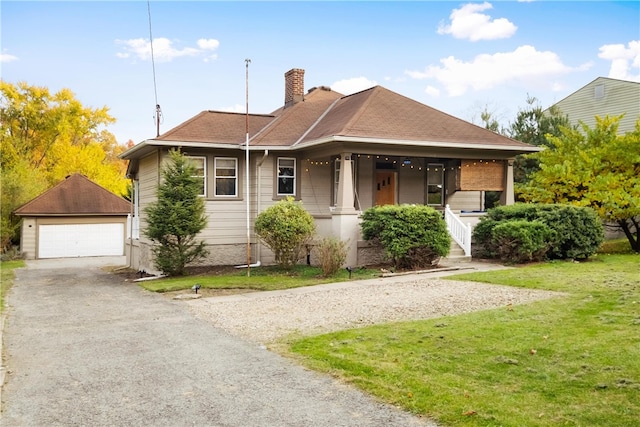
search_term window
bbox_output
[187,156,206,197]
[277,158,296,196]
[214,157,237,197]
[426,163,444,206]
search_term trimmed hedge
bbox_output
[473,203,604,261]
[491,220,552,263]
[361,204,450,269]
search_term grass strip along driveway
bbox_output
[288,253,639,427]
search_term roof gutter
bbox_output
[290,136,543,153]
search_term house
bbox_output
[120,68,540,272]
[14,173,132,259]
[546,77,640,134]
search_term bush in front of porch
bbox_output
[473,203,604,262]
[360,204,450,270]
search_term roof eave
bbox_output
[291,136,542,153]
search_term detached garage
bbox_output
[14,174,131,260]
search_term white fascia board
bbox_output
[119,139,246,159]
[290,136,543,153]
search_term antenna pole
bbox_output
[245,58,251,277]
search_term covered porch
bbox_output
[316,150,516,267]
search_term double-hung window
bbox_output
[214,157,237,197]
[277,158,296,196]
[187,156,206,197]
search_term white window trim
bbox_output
[214,157,238,198]
[186,155,207,197]
[277,157,296,196]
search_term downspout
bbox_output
[128,178,134,269]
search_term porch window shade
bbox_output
[458,160,505,191]
[214,157,237,197]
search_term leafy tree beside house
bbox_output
[518,115,640,253]
[0,81,128,253]
[145,149,209,275]
[507,96,572,184]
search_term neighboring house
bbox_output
[120,68,539,272]
[14,173,132,259]
[546,77,640,134]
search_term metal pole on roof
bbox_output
[245,58,251,277]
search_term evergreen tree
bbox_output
[508,95,572,184]
[144,149,209,275]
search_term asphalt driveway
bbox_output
[1,258,433,427]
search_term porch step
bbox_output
[443,240,471,264]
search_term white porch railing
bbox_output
[444,204,472,257]
[126,214,140,239]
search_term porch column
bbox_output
[500,159,515,205]
[332,152,359,267]
[335,153,355,213]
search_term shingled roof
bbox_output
[14,173,131,216]
[120,68,537,160]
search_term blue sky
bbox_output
[2,1,639,145]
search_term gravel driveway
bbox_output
[1,259,434,427]
[186,268,561,344]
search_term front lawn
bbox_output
[137,264,382,293]
[288,253,640,426]
[1,260,25,312]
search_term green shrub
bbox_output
[361,204,450,269]
[473,203,604,260]
[255,197,316,269]
[315,237,348,277]
[491,220,552,263]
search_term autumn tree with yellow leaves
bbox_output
[0,81,130,252]
[518,115,640,253]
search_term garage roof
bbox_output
[14,173,131,216]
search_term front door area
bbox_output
[375,171,396,206]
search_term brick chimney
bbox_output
[284,68,305,107]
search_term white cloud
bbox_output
[116,37,220,63]
[407,45,585,96]
[425,86,440,97]
[598,40,640,82]
[1,51,18,63]
[331,77,377,95]
[437,2,517,42]
[219,104,245,113]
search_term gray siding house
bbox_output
[547,77,640,134]
[120,69,540,273]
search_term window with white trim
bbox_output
[214,157,237,197]
[277,157,296,196]
[187,156,206,197]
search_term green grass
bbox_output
[288,253,640,426]
[139,264,382,293]
[1,260,25,312]
[599,237,635,255]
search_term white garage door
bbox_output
[38,223,124,259]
